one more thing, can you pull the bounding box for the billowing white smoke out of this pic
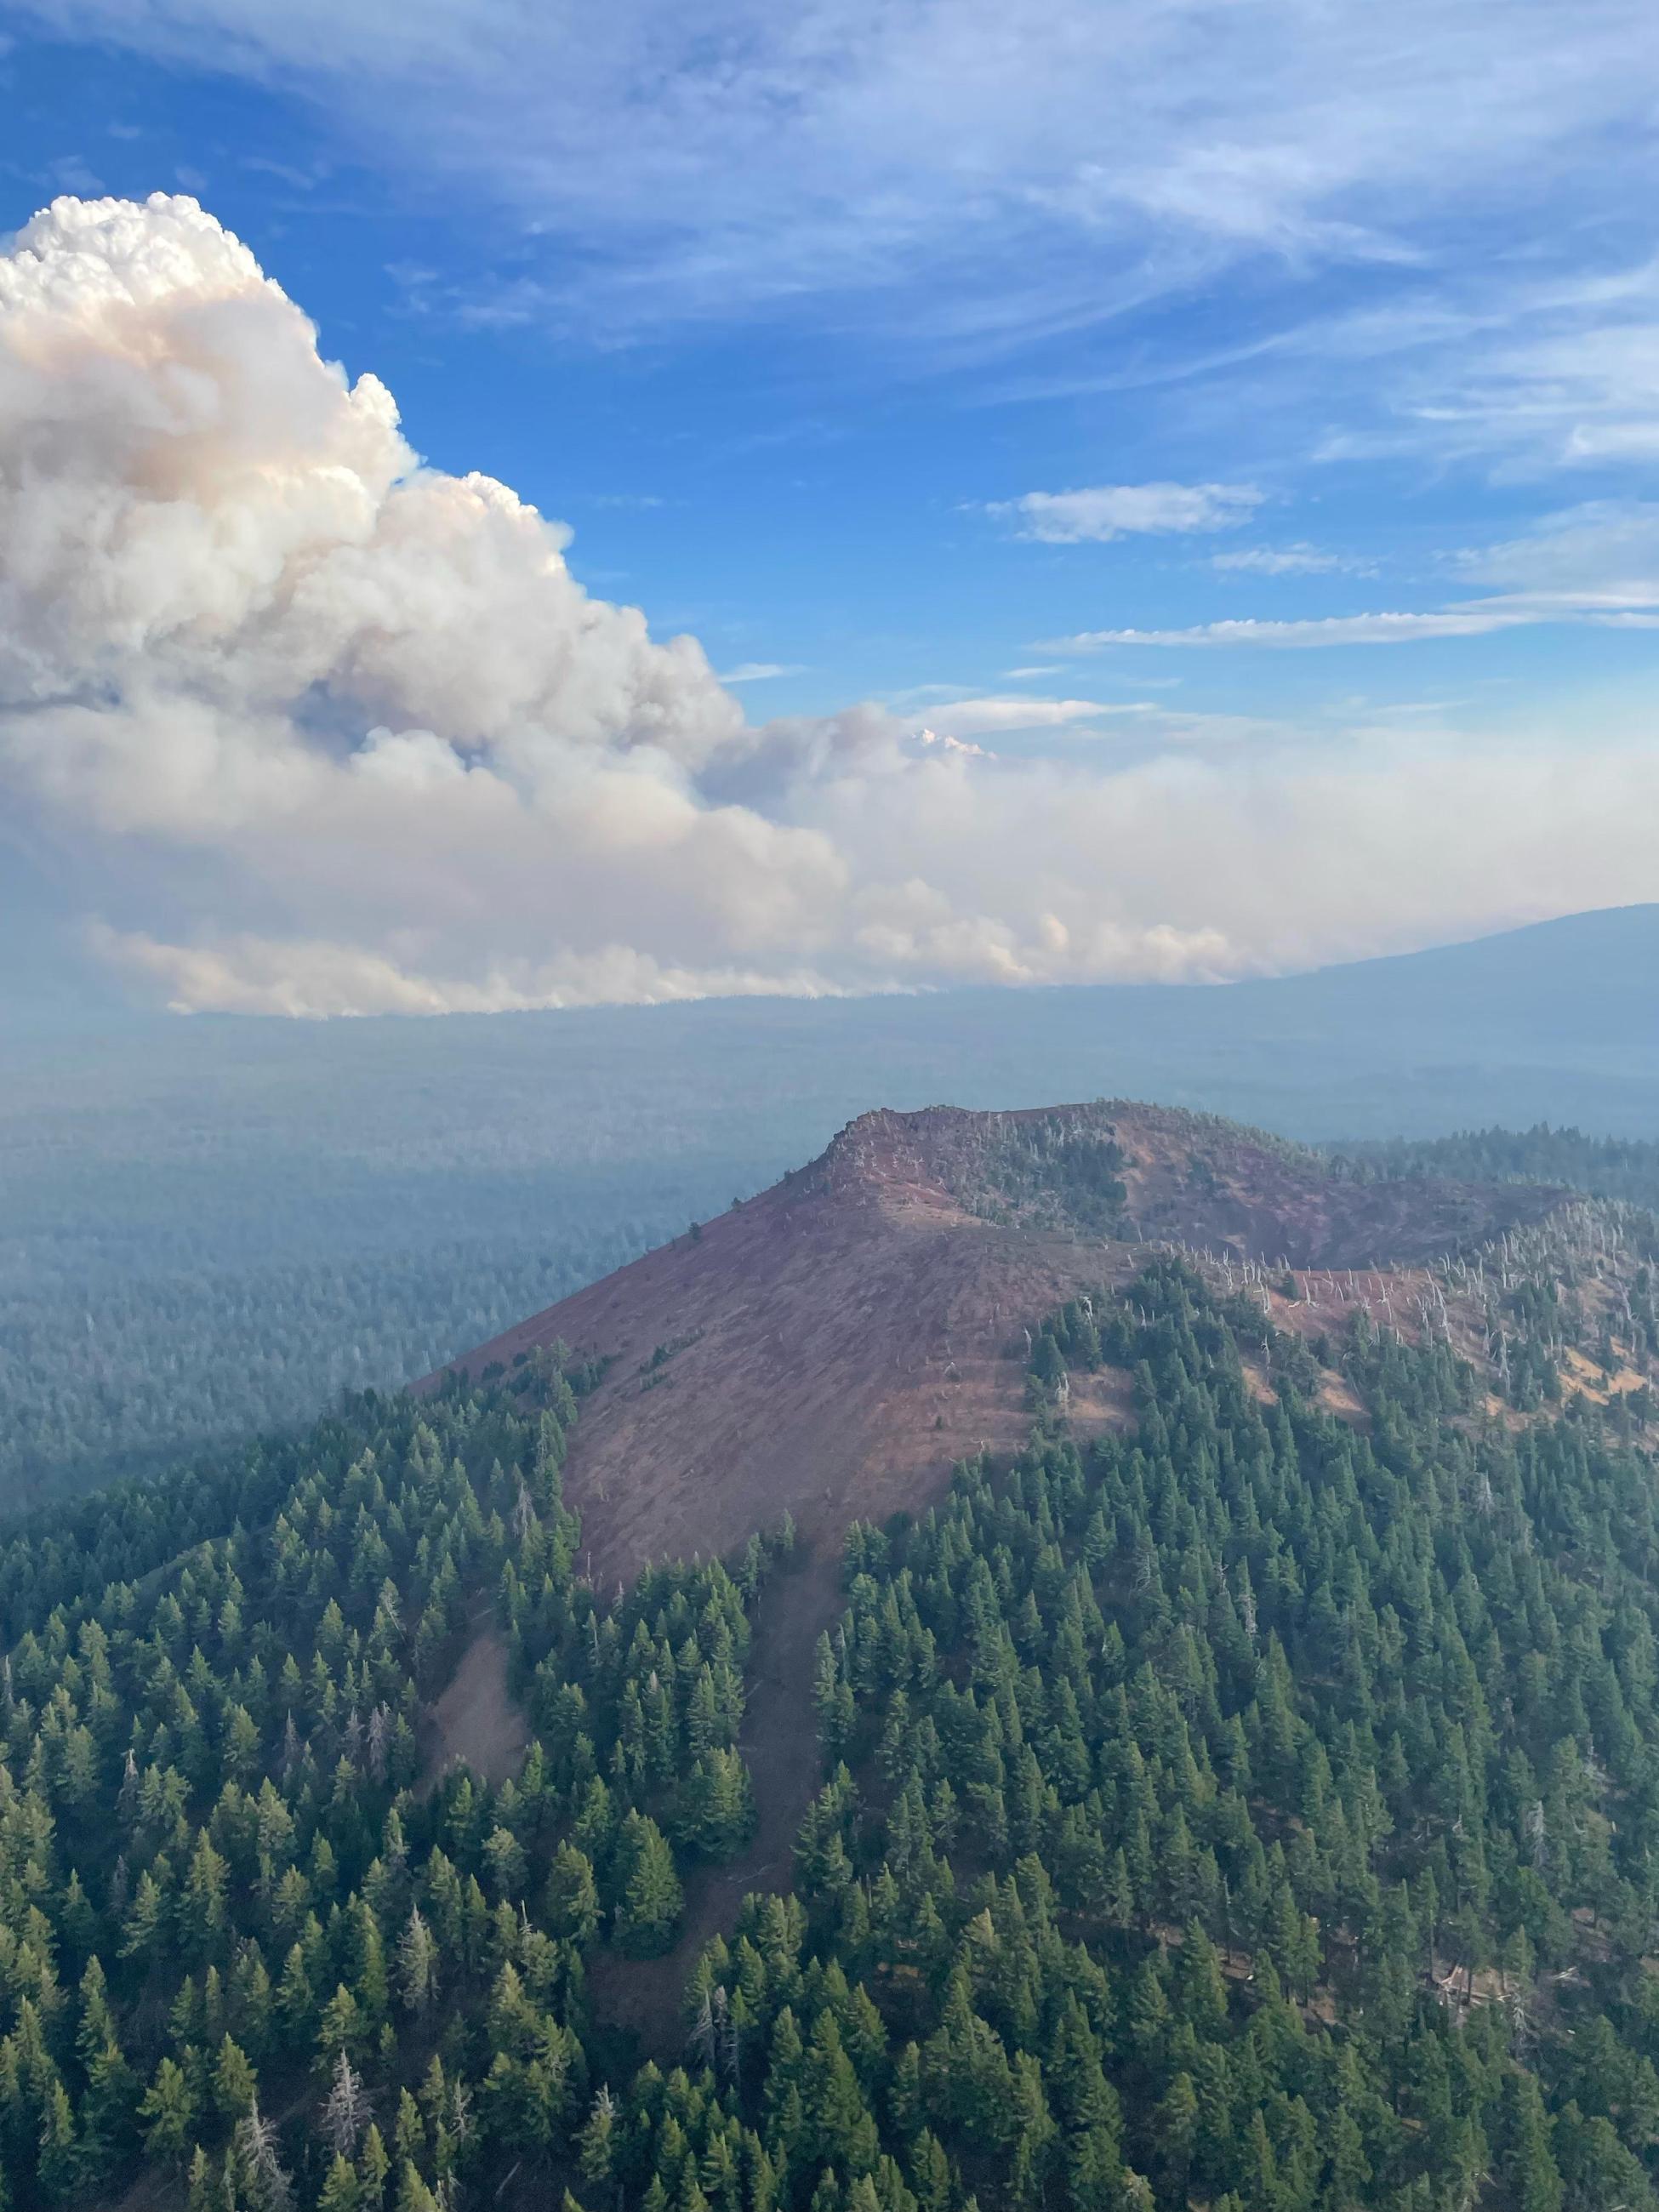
[0,195,857,1009]
[2,196,1654,1014]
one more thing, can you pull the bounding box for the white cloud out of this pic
[1044,507,1659,658]
[718,661,807,684]
[915,727,992,761]
[990,481,1262,544]
[899,696,1138,735]
[6,196,1659,1018]
[1061,609,1541,648]
[1060,508,1659,656]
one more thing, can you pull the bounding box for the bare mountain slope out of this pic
[442,1102,1569,1582]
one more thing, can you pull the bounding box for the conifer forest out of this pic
[3,1240,1659,2212]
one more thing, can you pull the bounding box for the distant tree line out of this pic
[1327,1126,1659,1212]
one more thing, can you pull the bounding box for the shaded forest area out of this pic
[0,1014,783,1508]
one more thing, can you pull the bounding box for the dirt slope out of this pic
[440,1102,1566,1583]
[432,1098,1609,2019]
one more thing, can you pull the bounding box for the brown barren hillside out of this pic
[438,1102,1569,1583]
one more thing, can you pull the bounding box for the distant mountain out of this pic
[1196,902,1659,1117]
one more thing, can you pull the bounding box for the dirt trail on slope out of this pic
[588,1543,846,2055]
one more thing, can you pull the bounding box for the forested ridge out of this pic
[1,1254,1658,2212]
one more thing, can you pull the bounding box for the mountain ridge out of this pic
[440,1099,1591,1585]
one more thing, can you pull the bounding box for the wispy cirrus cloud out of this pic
[14,0,1659,370]
[1453,499,1659,606]
[1057,549,1659,647]
[1287,259,1659,475]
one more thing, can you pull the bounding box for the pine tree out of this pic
[579,2085,619,2186]
[358,2122,391,2203]
[546,1843,601,1946]
[139,2056,197,2169]
[186,2145,215,2212]
[1008,2052,1058,2210]
[616,1813,684,1958]
[1502,2071,1565,2212]
[213,2033,258,2121]
[318,2154,362,2212]
[1153,2072,1198,2201]
[396,1909,441,2017]
[318,1983,365,2066]
[36,2078,79,2203]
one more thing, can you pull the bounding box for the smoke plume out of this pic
[3,196,1653,1014]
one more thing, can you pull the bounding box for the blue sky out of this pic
[2,2,1657,1012]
